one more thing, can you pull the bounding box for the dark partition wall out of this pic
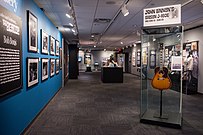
[68,44,78,79]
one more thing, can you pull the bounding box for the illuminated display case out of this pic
[140,26,183,128]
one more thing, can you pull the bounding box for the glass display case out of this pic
[140,26,183,128]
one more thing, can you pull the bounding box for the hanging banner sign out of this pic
[143,4,181,27]
[0,5,22,97]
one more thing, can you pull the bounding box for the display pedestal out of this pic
[140,110,182,129]
[86,67,92,72]
[101,67,123,83]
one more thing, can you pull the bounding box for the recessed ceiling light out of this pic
[120,42,123,44]
[94,45,96,48]
[104,49,106,51]
[91,35,94,38]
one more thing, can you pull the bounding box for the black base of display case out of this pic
[140,110,182,129]
[85,67,92,72]
[101,67,123,83]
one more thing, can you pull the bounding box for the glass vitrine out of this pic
[140,26,183,128]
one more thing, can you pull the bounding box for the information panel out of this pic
[143,4,181,27]
[0,5,22,97]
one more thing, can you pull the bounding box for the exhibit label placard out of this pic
[0,5,22,96]
[143,4,181,27]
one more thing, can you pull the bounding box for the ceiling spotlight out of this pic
[66,13,71,18]
[153,38,156,41]
[71,29,76,33]
[120,42,123,44]
[69,23,73,27]
[104,49,106,51]
[91,35,94,38]
[94,45,96,48]
[121,4,129,17]
[133,43,136,47]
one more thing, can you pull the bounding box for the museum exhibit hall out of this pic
[1,0,203,135]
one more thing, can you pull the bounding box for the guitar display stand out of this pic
[153,90,168,119]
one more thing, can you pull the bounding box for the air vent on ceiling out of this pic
[106,1,116,5]
[91,33,100,36]
[94,18,111,23]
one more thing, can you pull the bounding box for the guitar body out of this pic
[151,67,172,90]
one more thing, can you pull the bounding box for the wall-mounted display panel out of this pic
[132,51,136,66]
[56,58,59,74]
[41,29,48,54]
[41,58,48,81]
[137,51,141,67]
[0,5,22,97]
[50,36,55,55]
[27,10,38,52]
[27,58,39,87]
[84,53,91,66]
[50,58,55,77]
[150,50,156,69]
[55,40,59,56]
[60,48,62,69]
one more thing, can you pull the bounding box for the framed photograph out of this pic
[27,11,38,52]
[142,47,147,65]
[60,48,62,69]
[50,58,55,77]
[41,58,49,81]
[27,58,39,87]
[150,50,156,69]
[50,36,55,55]
[137,51,141,67]
[56,59,59,74]
[41,29,49,54]
[56,40,59,56]
[171,56,182,71]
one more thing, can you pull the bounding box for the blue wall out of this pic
[0,0,62,134]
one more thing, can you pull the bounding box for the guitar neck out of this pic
[159,46,164,68]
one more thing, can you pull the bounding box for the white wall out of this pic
[130,44,141,76]
[184,26,203,94]
[78,50,115,71]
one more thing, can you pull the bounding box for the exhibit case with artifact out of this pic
[140,26,183,128]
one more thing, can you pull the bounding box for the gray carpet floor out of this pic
[25,72,203,135]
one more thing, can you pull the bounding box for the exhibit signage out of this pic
[143,4,181,27]
[0,5,22,96]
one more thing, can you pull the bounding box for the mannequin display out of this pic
[184,52,193,83]
[108,58,118,67]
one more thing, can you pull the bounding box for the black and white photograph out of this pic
[60,48,62,69]
[56,40,59,56]
[41,58,49,81]
[56,59,59,74]
[50,58,55,77]
[27,58,39,87]
[50,36,55,55]
[28,11,38,52]
[41,29,49,54]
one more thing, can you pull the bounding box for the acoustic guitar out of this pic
[151,43,172,90]
[151,66,172,90]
